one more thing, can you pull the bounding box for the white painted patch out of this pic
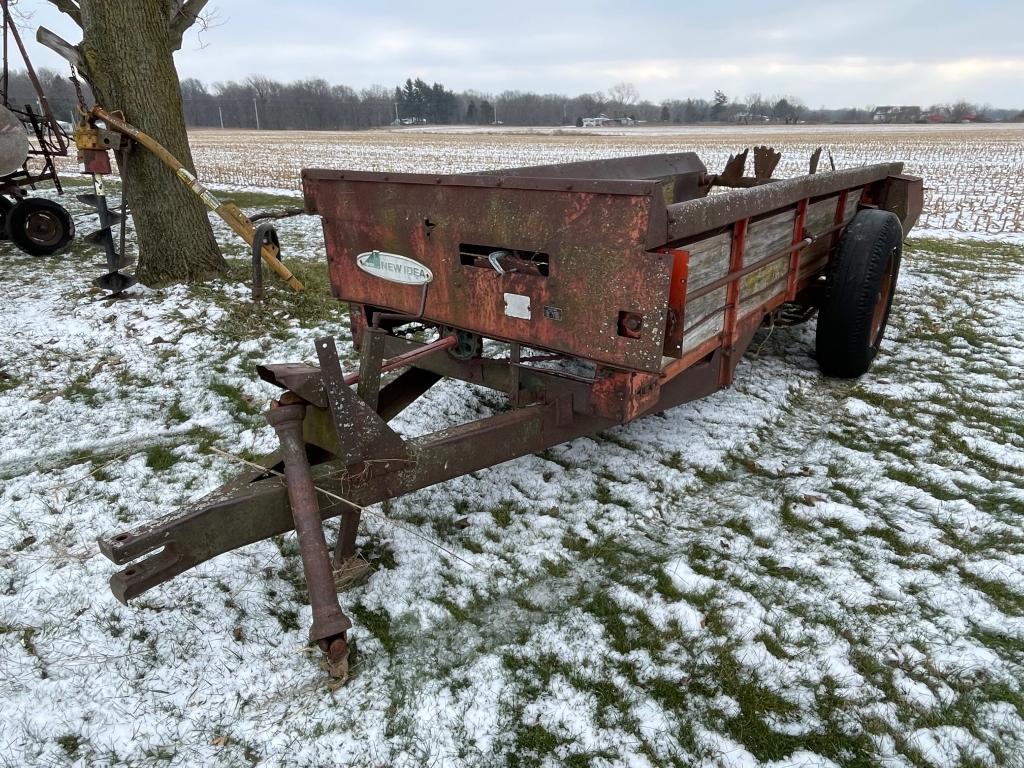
[503,292,531,320]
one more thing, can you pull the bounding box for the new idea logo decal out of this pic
[356,250,434,285]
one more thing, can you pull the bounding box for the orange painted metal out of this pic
[660,335,723,380]
[831,189,851,253]
[591,369,662,422]
[718,217,748,387]
[663,248,690,357]
[786,199,809,300]
[304,169,674,373]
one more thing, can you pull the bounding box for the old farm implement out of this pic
[71,105,304,294]
[0,0,75,256]
[99,149,922,677]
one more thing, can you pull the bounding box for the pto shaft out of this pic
[265,398,351,677]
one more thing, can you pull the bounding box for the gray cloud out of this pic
[24,0,1024,106]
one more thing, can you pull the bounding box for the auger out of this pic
[75,134,135,293]
[71,105,303,296]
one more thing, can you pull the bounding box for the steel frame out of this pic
[0,0,68,200]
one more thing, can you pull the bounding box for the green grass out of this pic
[959,569,1024,616]
[56,734,82,757]
[60,372,101,405]
[906,236,1024,263]
[185,258,346,346]
[490,500,516,528]
[348,604,397,653]
[208,380,262,419]
[0,369,19,394]
[166,398,189,424]
[144,445,178,471]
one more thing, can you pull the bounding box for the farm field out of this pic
[189,122,1023,238]
[3,127,1023,767]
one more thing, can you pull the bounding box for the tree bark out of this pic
[78,0,225,284]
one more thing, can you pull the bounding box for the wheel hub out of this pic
[24,211,62,247]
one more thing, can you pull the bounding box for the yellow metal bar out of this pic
[89,106,303,292]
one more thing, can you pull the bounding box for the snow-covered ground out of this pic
[2,134,1023,767]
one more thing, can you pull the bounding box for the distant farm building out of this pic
[735,113,771,124]
[581,114,635,127]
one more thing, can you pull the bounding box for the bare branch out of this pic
[169,0,210,50]
[44,0,82,28]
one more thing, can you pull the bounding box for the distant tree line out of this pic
[3,69,1022,130]
[2,68,89,125]
[178,78,1024,129]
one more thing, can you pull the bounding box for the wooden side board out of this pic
[677,188,865,356]
[680,232,730,351]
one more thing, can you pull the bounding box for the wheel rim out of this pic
[23,210,64,247]
[870,249,897,346]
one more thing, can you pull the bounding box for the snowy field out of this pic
[185,122,1023,238]
[3,127,1023,767]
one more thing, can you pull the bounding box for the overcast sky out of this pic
[22,0,1024,108]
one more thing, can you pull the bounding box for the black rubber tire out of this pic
[815,209,903,378]
[5,197,75,256]
[0,196,13,239]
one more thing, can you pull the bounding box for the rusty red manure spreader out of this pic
[100,148,923,678]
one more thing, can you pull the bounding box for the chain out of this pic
[69,65,87,114]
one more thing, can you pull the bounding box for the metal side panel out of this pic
[303,170,673,373]
[472,152,706,181]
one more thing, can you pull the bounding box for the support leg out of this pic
[334,508,362,567]
[266,396,352,680]
[356,327,387,410]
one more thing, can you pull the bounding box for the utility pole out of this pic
[253,98,260,130]
[218,105,224,129]
[394,102,399,122]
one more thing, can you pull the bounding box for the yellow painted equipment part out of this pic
[82,106,303,292]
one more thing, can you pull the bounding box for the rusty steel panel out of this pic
[477,152,707,206]
[665,163,903,242]
[880,174,924,233]
[479,152,705,181]
[304,170,674,373]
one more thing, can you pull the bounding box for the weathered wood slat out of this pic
[677,185,870,353]
[681,286,726,351]
[679,231,731,353]
[735,210,796,316]
[798,189,863,274]
[685,231,731,292]
[744,210,796,266]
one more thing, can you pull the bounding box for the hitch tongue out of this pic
[265,394,352,680]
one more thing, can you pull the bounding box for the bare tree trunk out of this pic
[78,0,224,284]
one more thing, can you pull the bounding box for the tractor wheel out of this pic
[5,197,75,256]
[815,209,903,378]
